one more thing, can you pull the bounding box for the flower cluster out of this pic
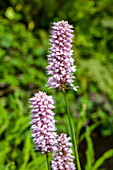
[29,91,57,154]
[46,20,77,91]
[29,20,77,169]
[51,133,76,170]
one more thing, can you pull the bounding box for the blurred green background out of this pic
[0,0,113,169]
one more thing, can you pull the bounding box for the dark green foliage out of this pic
[0,0,113,169]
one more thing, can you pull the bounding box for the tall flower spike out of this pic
[46,20,78,91]
[51,133,76,170]
[29,91,57,154]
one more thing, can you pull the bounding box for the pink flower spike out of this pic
[46,20,78,91]
[51,133,76,170]
[29,91,57,154]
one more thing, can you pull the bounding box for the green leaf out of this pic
[92,149,113,170]
[85,126,95,170]
[5,7,15,20]
[79,121,100,144]
[20,134,31,169]
[76,103,86,143]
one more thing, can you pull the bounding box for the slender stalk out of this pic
[63,89,81,170]
[46,153,50,170]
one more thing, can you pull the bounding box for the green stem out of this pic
[46,154,50,170]
[63,89,81,170]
